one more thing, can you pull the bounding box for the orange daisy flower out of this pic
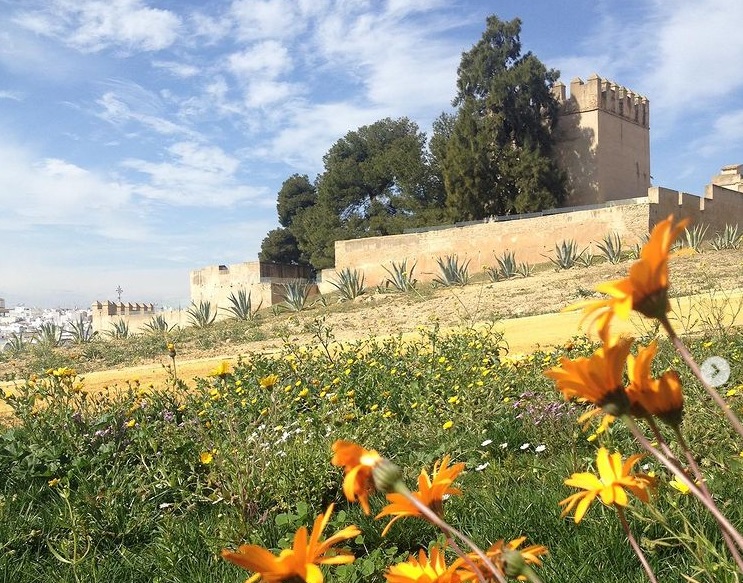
[626,341,684,426]
[376,455,464,536]
[462,537,547,582]
[385,545,466,583]
[544,336,633,417]
[567,215,689,338]
[221,503,360,583]
[331,440,383,514]
[559,447,655,523]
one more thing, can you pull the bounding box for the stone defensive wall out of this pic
[189,261,318,314]
[649,164,743,227]
[553,74,649,127]
[323,168,743,291]
[90,301,188,335]
[320,199,650,292]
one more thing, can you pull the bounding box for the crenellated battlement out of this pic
[553,73,649,128]
[91,301,155,317]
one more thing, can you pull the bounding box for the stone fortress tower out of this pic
[552,74,651,207]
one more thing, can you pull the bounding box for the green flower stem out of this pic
[671,424,743,572]
[647,416,743,569]
[617,506,658,583]
[445,536,487,583]
[391,480,507,583]
[660,316,743,441]
[622,415,743,551]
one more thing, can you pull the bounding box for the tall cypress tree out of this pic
[442,15,565,219]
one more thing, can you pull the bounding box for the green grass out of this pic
[1,325,742,582]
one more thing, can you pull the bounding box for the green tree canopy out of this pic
[258,227,306,265]
[440,15,566,220]
[277,174,317,228]
[259,174,317,265]
[293,117,442,269]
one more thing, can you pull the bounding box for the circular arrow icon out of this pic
[700,356,731,388]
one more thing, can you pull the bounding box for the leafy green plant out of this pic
[224,289,262,321]
[576,246,594,268]
[141,314,178,334]
[35,322,64,347]
[496,250,518,279]
[433,255,470,286]
[67,315,97,344]
[682,223,708,252]
[106,318,130,339]
[710,224,741,250]
[187,301,218,328]
[4,332,27,356]
[382,260,417,292]
[330,268,365,301]
[280,281,312,312]
[516,261,534,278]
[596,233,623,264]
[546,239,583,270]
[628,234,649,260]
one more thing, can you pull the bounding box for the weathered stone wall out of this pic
[649,185,743,233]
[332,199,651,289]
[189,261,314,311]
[91,302,190,334]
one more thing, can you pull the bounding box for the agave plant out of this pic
[711,224,741,250]
[433,255,470,287]
[576,246,594,268]
[682,223,709,252]
[67,314,97,344]
[142,314,178,334]
[516,261,534,278]
[224,289,262,321]
[4,332,27,355]
[106,319,130,339]
[382,259,417,292]
[496,250,519,279]
[279,281,312,312]
[547,239,583,270]
[596,233,623,264]
[187,300,217,328]
[628,234,650,260]
[35,322,64,347]
[330,268,365,300]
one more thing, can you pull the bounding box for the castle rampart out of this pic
[320,165,743,292]
[649,164,743,227]
[553,74,651,207]
[553,74,649,128]
[189,261,317,313]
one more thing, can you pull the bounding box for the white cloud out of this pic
[188,10,232,44]
[692,109,743,158]
[0,90,23,101]
[121,141,269,206]
[152,60,201,78]
[310,5,466,114]
[14,0,181,53]
[639,0,743,114]
[94,79,201,138]
[227,41,292,79]
[0,141,137,235]
[230,0,301,41]
[265,101,389,170]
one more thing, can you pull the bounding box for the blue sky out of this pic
[1,0,741,308]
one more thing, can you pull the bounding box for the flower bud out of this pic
[372,457,402,493]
